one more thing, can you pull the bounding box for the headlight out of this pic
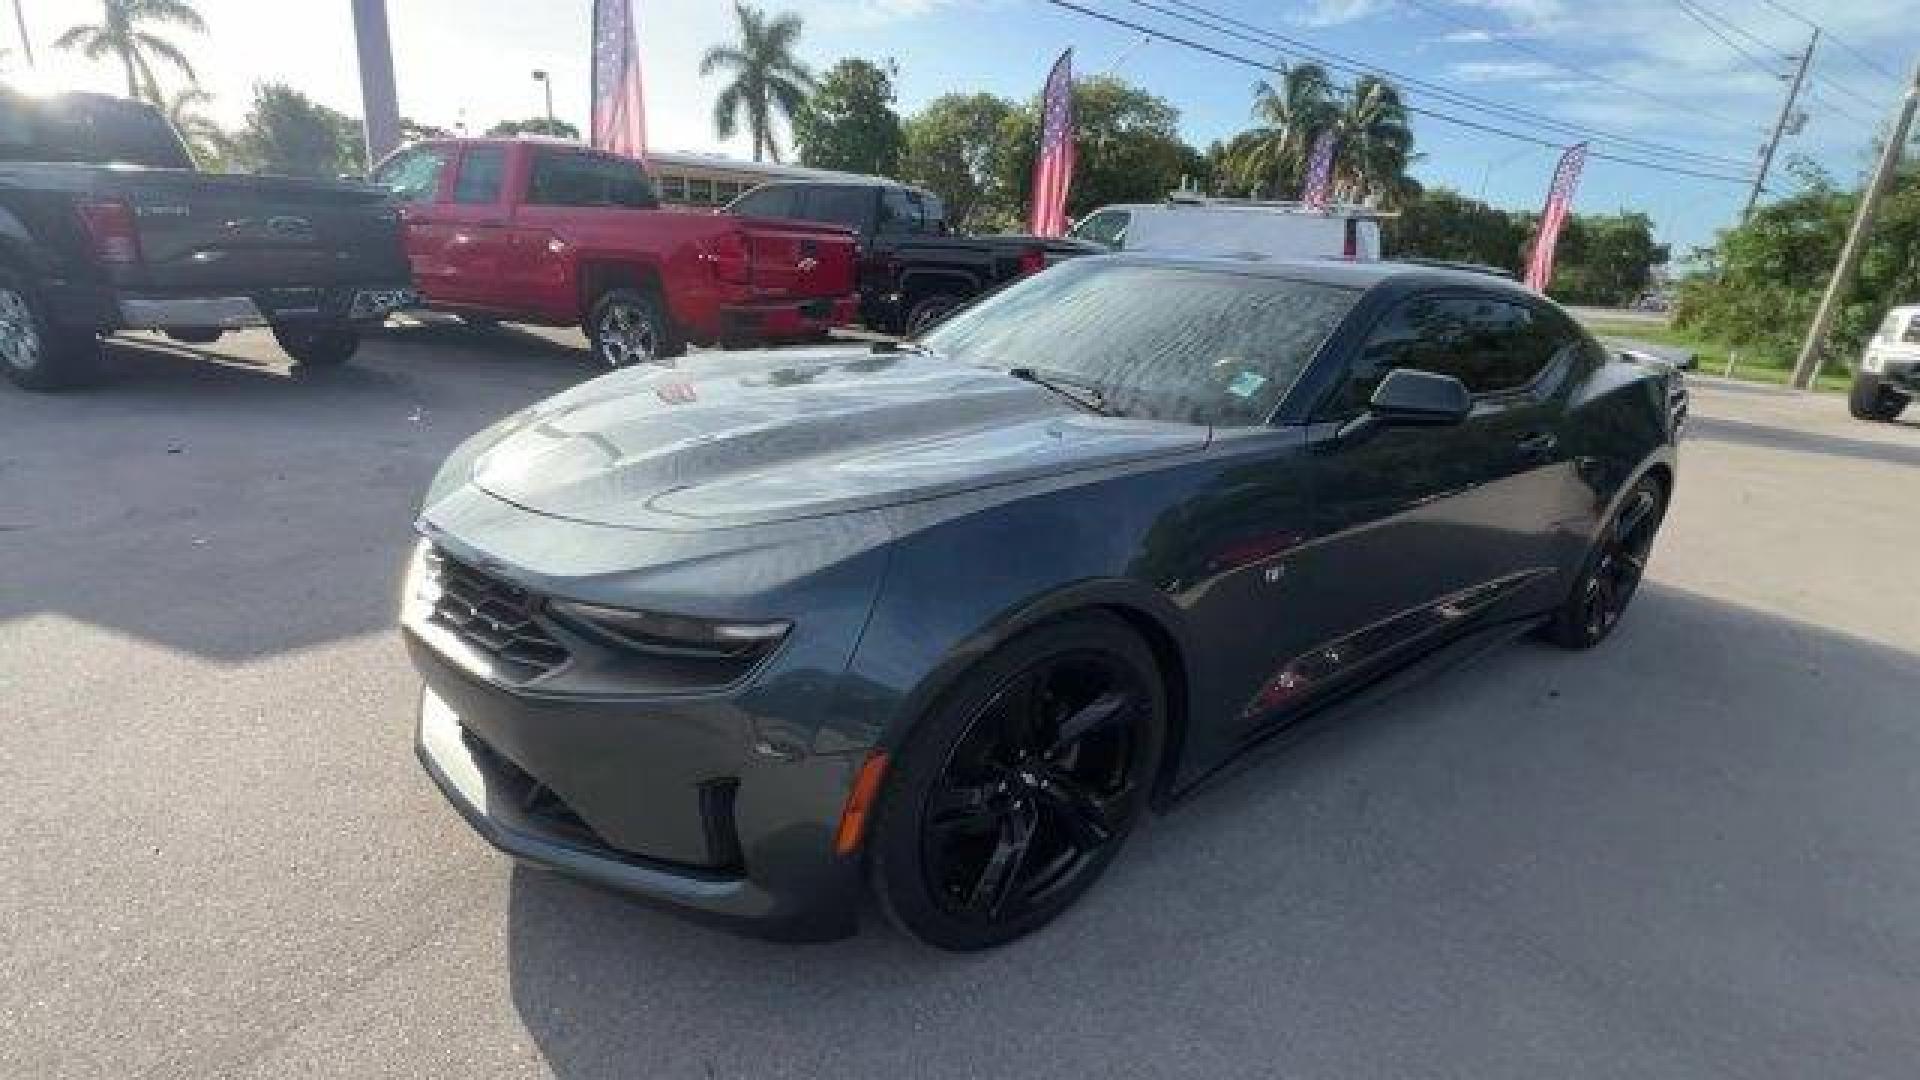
[1863,349,1885,373]
[547,599,789,661]
[400,536,441,626]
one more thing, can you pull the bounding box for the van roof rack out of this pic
[1163,191,1399,218]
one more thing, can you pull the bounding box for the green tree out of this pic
[902,92,1015,229]
[54,0,205,103]
[160,84,227,168]
[232,82,362,178]
[485,116,580,139]
[1673,173,1920,365]
[1386,187,1529,272]
[700,2,815,163]
[1546,211,1662,306]
[1225,63,1336,198]
[998,76,1193,225]
[793,57,904,176]
[1331,74,1416,208]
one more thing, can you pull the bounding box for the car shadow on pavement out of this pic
[502,582,1920,1080]
[0,332,583,663]
[1689,413,1920,467]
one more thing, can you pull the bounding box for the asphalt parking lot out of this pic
[4,326,1918,1079]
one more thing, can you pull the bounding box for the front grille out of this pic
[425,548,570,682]
[460,727,606,849]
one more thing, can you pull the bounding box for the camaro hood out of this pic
[465,347,1208,530]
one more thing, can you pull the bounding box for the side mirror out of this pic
[1617,345,1697,372]
[1369,368,1472,426]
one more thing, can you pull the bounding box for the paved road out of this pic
[4,332,1917,1079]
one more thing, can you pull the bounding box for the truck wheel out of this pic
[273,322,360,367]
[904,293,964,337]
[0,268,97,392]
[1848,372,1910,422]
[588,288,681,368]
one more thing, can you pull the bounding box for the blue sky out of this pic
[19,0,1915,256]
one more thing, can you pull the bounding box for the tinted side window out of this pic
[527,151,658,207]
[1335,293,1562,414]
[879,187,928,234]
[1073,210,1131,250]
[799,186,871,230]
[731,185,797,218]
[451,146,506,204]
[375,147,450,203]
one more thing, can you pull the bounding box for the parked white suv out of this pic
[1070,194,1385,262]
[1852,305,1918,422]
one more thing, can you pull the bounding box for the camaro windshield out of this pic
[921,260,1358,426]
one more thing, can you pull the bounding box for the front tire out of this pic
[867,614,1166,950]
[1544,476,1667,649]
[1849,371,1910,422]
[272,322,360,367]
[0,267,97,391]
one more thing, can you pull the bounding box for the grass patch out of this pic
[1578,318,1852,393]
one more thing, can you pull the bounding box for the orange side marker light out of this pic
[833,751,891,856]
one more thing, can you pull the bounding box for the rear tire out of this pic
[1543,476,1667,650]
[0,267,97,391]
[272,322,360,367]
[1848,372,1909,422]
[868,613,1165,950]
[587,288,682,369]
[903,293,964,337]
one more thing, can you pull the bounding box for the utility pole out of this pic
[532,70,556,135]
[11,0,32,67]
[1791,58,1920,390]
[351,0,403,169]
[1743,28,1817,221]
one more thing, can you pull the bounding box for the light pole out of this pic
[11,0,33,67]
[532,70,556,136]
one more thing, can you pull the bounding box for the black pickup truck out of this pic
[725,177,1097,335]
[0,90,415,390]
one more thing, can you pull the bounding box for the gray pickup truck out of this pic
[0,90,415,390]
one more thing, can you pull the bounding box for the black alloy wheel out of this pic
[870,615,1164,950]
[1546,477,1666,649]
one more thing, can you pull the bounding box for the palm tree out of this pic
[700,3,815,162]
[162,85,227,167]
[1227,62,1336,198]
[1330,75,1415,208]
[54,0,206,104]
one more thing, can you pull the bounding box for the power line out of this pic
[1672,0,1787,80]
[1684,0,1794,60]
[1803,88,1880,134]
[1135,0,1760,172]
[1752,0,1903,86]
[1037,0,1761,186]
[1391,0,1758,135]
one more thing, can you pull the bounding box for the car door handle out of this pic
[1515,431,1558,458]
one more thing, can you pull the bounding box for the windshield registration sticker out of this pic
[1227,370,1268,399]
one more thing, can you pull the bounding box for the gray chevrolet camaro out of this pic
[402,254,1681,950]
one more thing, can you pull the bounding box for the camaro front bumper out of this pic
[406,632,868,941]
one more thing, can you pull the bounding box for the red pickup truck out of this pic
[374,138,858,366]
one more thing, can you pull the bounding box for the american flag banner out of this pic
[1525,142,1588,292]
[1029,49,1076,237]
[1300,129,1338,210]
[591,0,648,161]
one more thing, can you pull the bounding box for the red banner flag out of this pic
[591,0,648,162]
[1300,129,1339,210]
[1029,49,1076,237]
[1525,142,1587,292]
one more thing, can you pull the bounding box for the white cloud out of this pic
[1293,0,1387,28]
[1450,61,1560,82]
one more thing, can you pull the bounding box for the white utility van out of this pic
[1070,194,1385,261]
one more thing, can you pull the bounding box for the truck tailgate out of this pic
[742,220,856,300]
[109,171,411,291]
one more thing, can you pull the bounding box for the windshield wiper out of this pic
[1008,366,1116,417]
